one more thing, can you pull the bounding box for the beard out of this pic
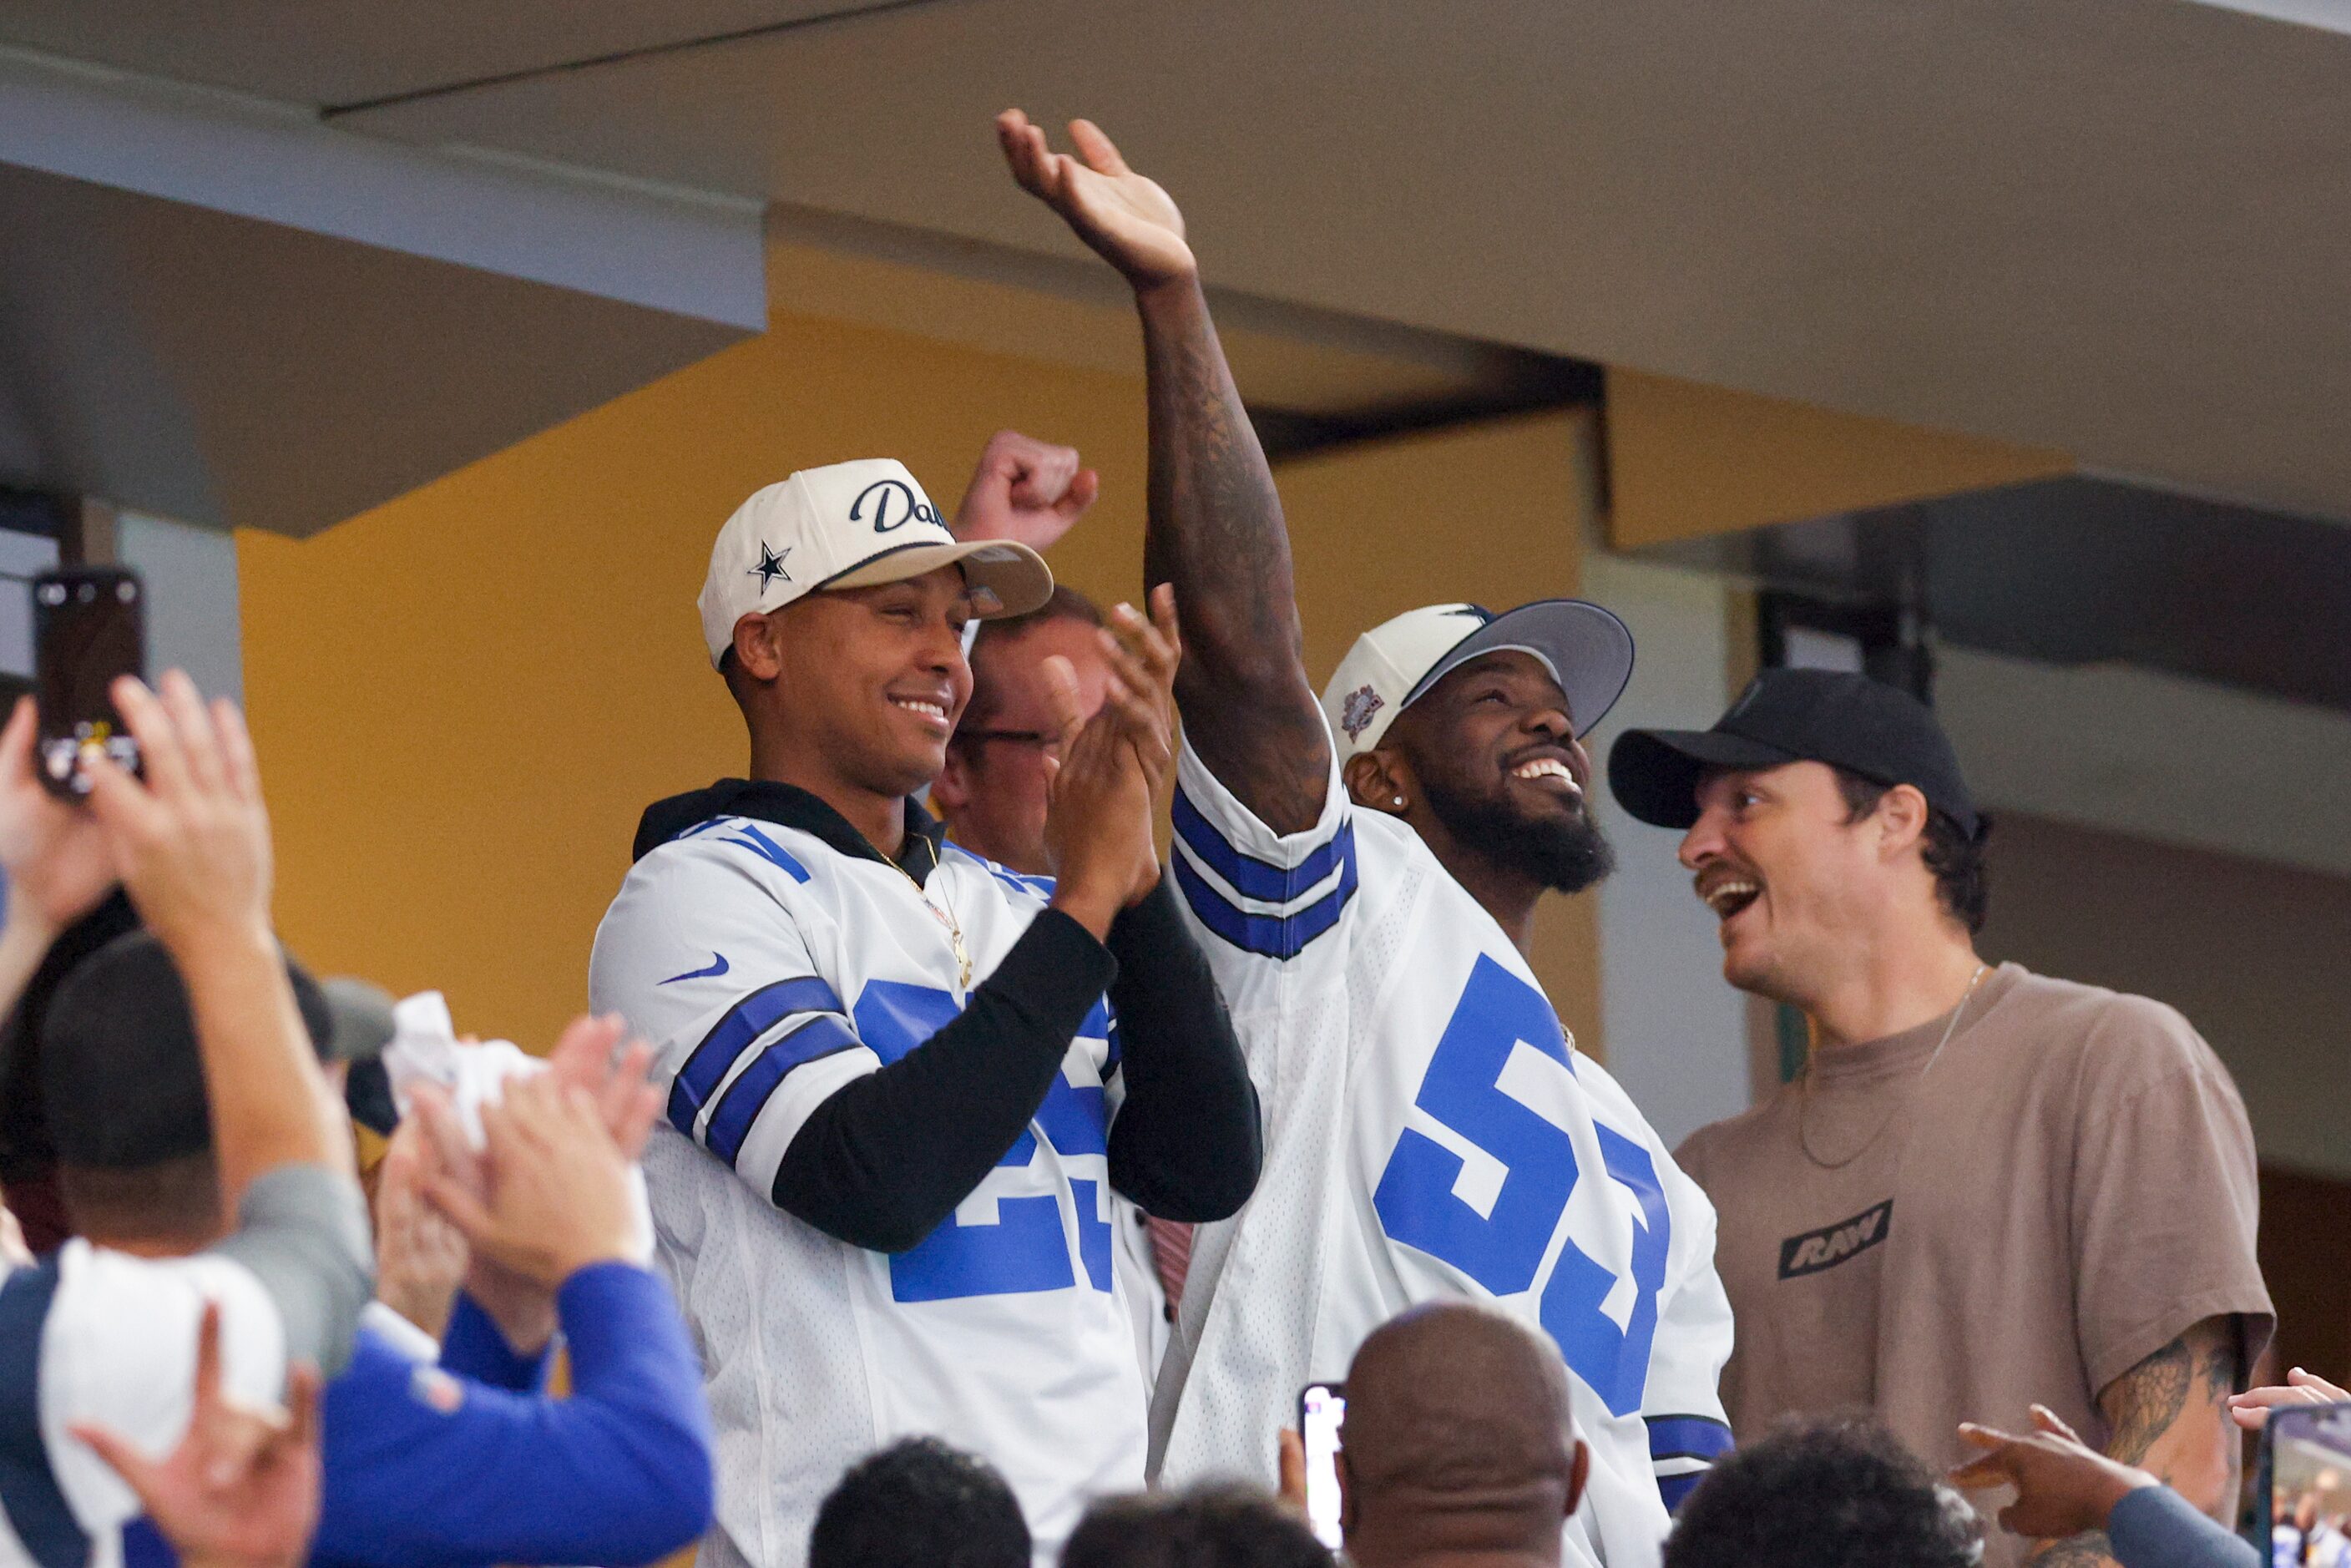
[1422,774,1616,893]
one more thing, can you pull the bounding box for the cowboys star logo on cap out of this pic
[749,544,792,592]
[697,458,1054,668]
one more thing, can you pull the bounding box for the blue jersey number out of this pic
[1371,954,1669,1415]
[852,980,1113,1303]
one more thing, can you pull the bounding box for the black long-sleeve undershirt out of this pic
[1102,878,1260,1222]
[768,881,1260,1253]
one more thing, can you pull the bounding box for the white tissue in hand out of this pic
[380,991,656,1266]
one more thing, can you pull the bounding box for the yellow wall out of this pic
[1272,409,1601,1055]
[237,282,1599,1057]
[1605,367,2072,549]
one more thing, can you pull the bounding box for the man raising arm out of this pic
[1000,112,1732,1568]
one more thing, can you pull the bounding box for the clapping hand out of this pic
[407,1014,656,1350]
[372,1123,469,1340]
[72,1302,323,1568]
[953,430,1100,554]
[997,111,1196,291]
[422,1066,651,1292]
[1041,587,1182,930]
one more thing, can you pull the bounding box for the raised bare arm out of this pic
[996,110,1330,832]
[2027,1315,2243,1568]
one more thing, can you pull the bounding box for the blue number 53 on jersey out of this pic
[854,980,1116,1304]
[1372,954,1670,1416]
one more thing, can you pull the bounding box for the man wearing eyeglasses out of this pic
[932,580,1191,1382]
[934,587,1105,876]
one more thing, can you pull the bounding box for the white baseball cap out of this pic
[699,458,1054,667]
[1319,600,1636,757]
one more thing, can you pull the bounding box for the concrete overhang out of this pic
[0,46,765,535]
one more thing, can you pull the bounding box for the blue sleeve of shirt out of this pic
[435,1292,551,1394]
[2106,1485,2262,1568]
[311,1263,712,1568]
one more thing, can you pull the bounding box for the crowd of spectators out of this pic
[3,621,2335,1568]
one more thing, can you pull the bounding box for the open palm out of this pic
[998,111,1196,287]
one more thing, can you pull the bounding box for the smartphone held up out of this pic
[2264,1400,2351,1565]
[1299,1381,1345,1550]
[33,565,145,799]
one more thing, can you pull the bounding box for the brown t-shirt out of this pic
[1676,964,2273,1567]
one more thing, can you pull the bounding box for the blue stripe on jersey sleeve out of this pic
[703,1015,860,1165]
[1171,826,1358,960]
[666,976,845,1137]
[1170,788,1352,905]
[720,823,811,883]
[1656,1469,1704,1515]
[1646,1414,1734,1463]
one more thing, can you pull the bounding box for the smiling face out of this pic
[1380,650,1613,893]
[1678,760,1898,999]
[739,567,975,802]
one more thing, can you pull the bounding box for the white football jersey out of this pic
[0,1243,286,1568]
[589,802,1145,1568]
[1151,741,1734,1568]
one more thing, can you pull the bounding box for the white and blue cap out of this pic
[700,458,1054,667]
[1319,600,1636,758]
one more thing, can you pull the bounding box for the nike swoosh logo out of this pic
[660,952,730,984]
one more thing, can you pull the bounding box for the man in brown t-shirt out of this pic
[1607,669,2272,1568]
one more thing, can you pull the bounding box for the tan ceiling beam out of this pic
[1604,367,2073,551]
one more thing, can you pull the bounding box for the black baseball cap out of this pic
[40,931,348,1169]
[1607,668,1979,836]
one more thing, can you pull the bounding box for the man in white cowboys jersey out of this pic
[999,112,1734,1568]
[589,457,1258,1568]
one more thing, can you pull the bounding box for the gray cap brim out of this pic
[1403,599,1636,739]
[320,977,397,1065]
[1606,728,1799,830]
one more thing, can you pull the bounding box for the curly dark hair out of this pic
[1061,1486,1333,1568]
[1833,769,1994,934]
[1664,1414,1983,1568]
[809,1438,1029,1568]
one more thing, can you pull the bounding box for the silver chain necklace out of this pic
[1795,964,1989,1171]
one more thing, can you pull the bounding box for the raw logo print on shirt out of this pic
[1777,1200,1893,1279]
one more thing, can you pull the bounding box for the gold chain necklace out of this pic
[1796,964,1988,1171]
[896,861,973,991]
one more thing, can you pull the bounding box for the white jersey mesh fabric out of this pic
[592,821,1146,1568]
[1151,737,1734,1568]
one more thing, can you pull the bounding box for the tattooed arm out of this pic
[997,110,1331,832]
[2030,1315,2245,1568]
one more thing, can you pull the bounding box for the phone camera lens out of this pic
[115,581,135,603]
[75,584,94,603]
[37,584,62,605]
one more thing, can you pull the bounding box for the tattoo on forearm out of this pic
[1139,286,1329,832]
[2106,1336,2195,1464]
[2097,1315,2244,1516]
[2034,1531,2116,1568]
